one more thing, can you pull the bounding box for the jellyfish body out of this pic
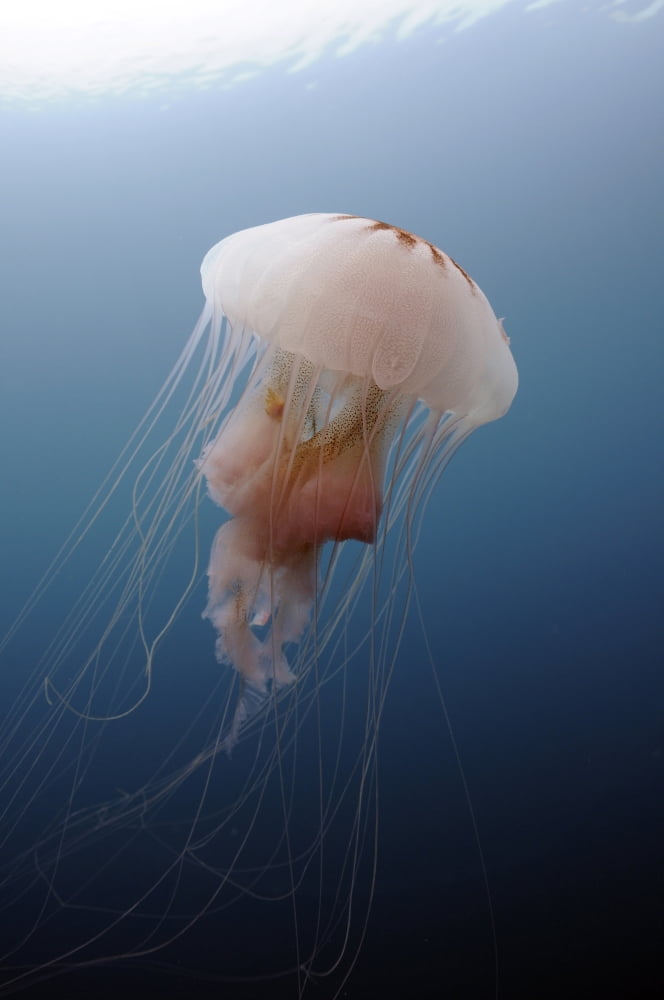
[196,214,517,741]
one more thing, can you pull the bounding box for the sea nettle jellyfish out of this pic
[0,214,517,996]
[197,214,517,746]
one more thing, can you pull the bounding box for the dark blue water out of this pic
[1,5,662,998]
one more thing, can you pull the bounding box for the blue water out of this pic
[1,5,662,998]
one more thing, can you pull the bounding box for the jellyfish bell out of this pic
[196,213,517,742]
[0,213,517,994]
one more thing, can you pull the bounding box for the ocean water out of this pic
[0,3,662,998]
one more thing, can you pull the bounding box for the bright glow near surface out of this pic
[0,0,544,104]
[606,0,664,22]
[1,0,661,105]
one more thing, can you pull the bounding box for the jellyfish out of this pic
[0,213,517,995]
[195,213,517,744]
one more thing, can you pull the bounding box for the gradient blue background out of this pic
[1,3,662,997]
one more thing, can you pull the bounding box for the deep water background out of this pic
[1,4,663,998]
